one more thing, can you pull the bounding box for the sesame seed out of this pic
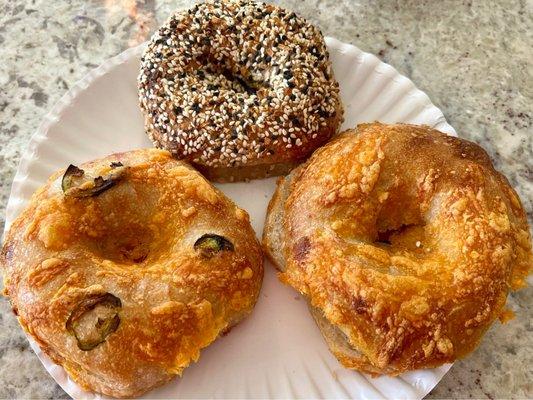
[138,0,341,168]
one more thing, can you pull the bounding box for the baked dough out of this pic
[139,0,342,181]
[1,149,263,397]
[263,123,532,375]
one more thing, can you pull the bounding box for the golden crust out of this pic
[1,149,263,397]
[263,123,532,375]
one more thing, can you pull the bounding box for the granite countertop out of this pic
[0,0,531,398]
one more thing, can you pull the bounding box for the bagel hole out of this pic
[195,58,265,96]
[376,223,419,246]
[375,233,392,246]
[222,71,259,95]
[96,226,153,264]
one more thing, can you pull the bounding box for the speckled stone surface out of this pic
[0,0,531,399]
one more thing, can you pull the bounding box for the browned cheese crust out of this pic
[263,123,532,375]
[138,0,343,182]
[1,149,263,397]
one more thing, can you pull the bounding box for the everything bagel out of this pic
[263,123,532,375]
[139,0,342,181]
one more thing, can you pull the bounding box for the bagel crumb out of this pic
[27,258,69,288]
[181,206,197,218]
[241,267,254,279]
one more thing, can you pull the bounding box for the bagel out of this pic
[1,149,263,397]
[138,0,343,182]
[263,123,532,375]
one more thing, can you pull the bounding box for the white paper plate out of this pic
[4,37,455,399]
